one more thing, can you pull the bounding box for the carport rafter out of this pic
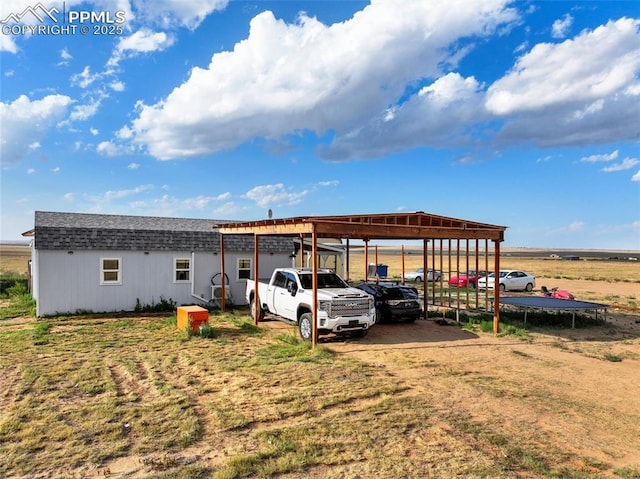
[216,212,507,344]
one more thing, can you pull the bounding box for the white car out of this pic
[403,268,442,282]
[477,270,536,292]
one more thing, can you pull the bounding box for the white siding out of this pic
[35,249,293,316]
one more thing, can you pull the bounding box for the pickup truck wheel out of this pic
[250,298,265,322]
[298,313,313,341]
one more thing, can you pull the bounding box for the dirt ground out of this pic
[59,309,639,478]
[320,309,640,474]
[2,247,639,477]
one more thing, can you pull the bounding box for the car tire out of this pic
[375,308,385,324]
[298,312,313,341]
[468,281,476,289]
[499,283,506,292]
[525,283,533,292]
[415,276,422,283]
[250,297,265,321]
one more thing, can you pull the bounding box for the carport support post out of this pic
[364,239,369,282]
[312,228,319,347]
[253,234,260,326]
[220,232,226,312]
[422,239,428,320]
[345,239,350,282]
[493,240,501,334]
[401,245,405,284]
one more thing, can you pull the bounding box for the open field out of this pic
[0,244,30,276]
[345,247,640,313]
[3,243,639,309]
[1,244,640,478]
[1,311,640,479]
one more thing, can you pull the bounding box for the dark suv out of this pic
[355,282,422,323]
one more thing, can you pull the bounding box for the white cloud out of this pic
[51,167,60,173]
[551,14,573,39]
[116,126,133,139]
[107,28,175,66]
[601,157,640,172]
[0,94,72,163]
[215,192,231,201]
[632,171,640,182]
[110,80,126,92]
[318,73,487,160]
[213,201,247,218]
[487,18,640,115]
[128,0,519,160]
[127,162,140,170]
[0,33,18,53]
[568,221,584,231]
[486,18,640,148]
[96,140,130,156]
[64,192,75,201]
[58,47,73,66]
[130,0,228,29]
[244,184,308,208]
[90,128,99,136]
[127,191,232,217]
[103,184,154,200]
[70,66,101,89]
[317,180,339,187]
[26,168,35,174]
[70,100,101,121]
[28,141,40,150]
[580,150,618,163]
[60,48,72,60]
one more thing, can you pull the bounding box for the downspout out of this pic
[190,251,208,303]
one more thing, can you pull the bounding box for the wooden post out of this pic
[312,227,319,347]
[493,240,501,334]
[253,234,260,326]
[375,244,379,282]
[422,238,428,319]
[345,238,350,282]
[219,232,226,312]
[364,239,369,282]
[401,245,405,284]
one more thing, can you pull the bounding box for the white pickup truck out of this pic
[245,268,376,341]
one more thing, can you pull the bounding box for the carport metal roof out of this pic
[216,212,507,344]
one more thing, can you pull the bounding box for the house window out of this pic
[174,258,191,283]
[101,258,121,285]
[238,258,252,280]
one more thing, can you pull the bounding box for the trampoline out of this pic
[496,296,609,328]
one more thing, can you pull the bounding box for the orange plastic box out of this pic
[177,305,209,333]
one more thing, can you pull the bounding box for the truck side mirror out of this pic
[287,282,297,296]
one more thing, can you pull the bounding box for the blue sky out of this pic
[1,0,639,250]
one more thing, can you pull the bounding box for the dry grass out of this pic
[1,244,640,478]
[1,311,640,478]
[345,247,640,283]
[0,245,30,275]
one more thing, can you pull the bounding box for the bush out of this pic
[0,274,29,297]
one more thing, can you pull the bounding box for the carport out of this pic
[216,212,506,345]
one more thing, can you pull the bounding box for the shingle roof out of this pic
[33,211,294,252]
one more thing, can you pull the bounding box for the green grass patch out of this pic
[0,282,36,320]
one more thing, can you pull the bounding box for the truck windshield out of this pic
[299,272,349,289]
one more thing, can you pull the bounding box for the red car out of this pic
[448,270,487,288]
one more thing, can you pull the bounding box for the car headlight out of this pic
[318,300,331,314]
